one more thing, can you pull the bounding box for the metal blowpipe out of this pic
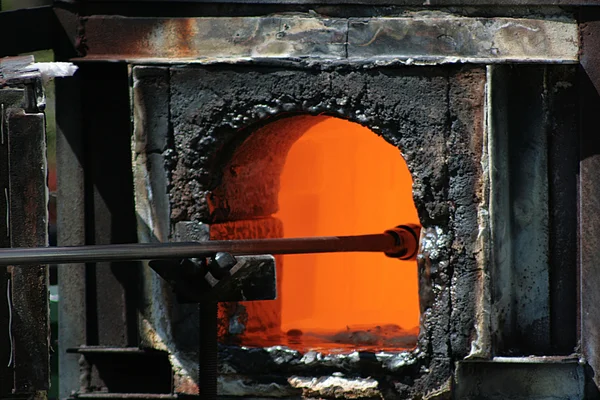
[0,226,420,266]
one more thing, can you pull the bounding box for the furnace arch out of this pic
[210,114,421,352]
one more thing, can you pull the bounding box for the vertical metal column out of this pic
[489,65,551,356]
[81,63,138,347]
[579,9,600,397]
[56,62,140,396]
[546,66,578,355]
[56,71,87,400]
[0,56,50,399]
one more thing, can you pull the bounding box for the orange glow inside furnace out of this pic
[215,115,421,352]
[273,116,420,351]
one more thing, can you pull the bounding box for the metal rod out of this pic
[0,232,400,266]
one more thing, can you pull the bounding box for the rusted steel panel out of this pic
[72,15,577,64]
[6,109,49,392]
[81,16,347,62]
[0,84,28,396]
[347,17,578,64]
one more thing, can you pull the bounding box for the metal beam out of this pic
[59,14,578,64]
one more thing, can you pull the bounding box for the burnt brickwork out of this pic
[156,65,486,397]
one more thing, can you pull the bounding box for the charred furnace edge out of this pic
[133,64,483,398]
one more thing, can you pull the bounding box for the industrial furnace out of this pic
[0,1,597,399]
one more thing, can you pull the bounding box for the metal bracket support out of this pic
[148,253,277,304]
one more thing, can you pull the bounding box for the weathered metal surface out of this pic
[464,65,492,361]
[6,107,49,391]
[579,8,600,397]
[455,359,585,399]
[348,17,578,64]
[55,69,88,400]
[484,63,577,358]
[132,66,170,245]
[447,64,487,363]
[132,67,196,397]
[489,65,552,355]
[546,66,578,354]
[0,56,37,82]
[0,59,51,395]
[0,78,28,396]
[0,57,45,113]
[71,14,577,64]
[81,16,346,62]
[0,262,10,396]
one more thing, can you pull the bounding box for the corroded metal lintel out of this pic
[72,15,578,64]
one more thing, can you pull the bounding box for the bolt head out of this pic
[213,252,237,272]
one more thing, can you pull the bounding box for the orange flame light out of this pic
[218,116,421,352]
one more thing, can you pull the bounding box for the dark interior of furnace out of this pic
[0,0,593,399]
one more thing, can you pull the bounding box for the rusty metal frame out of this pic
[0,5,584,63]
[0,56,50,398]
[58,13,579,65]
